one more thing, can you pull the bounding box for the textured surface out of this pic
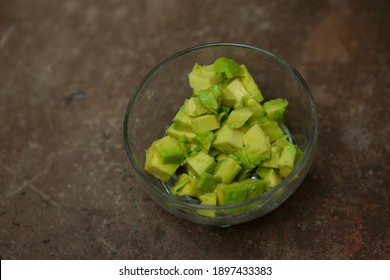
[0,0,389,259]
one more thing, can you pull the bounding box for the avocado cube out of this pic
[263,98,288,121]
[235,168,253,181]
[213,157,242,183]
[196,172,216,192]
[221,79,251,108]
[186,151,216,178]
[192,114,220,134]
[188,63,218,93]
[212,124,245,154]
[193,132,215,153]
[227,107,254,129]
[232,148,256,170]
[240,65,264,102]
[198,192,217,217]
[260,146,283,168]
[184,97,209,117]
[144,145,180,182]
[213,57,242,79]
[197,85,221,114]
[278,141,297,177]
[257,116,285,143]
[263,169,282,190]
[166,123,197,142]
[170,173,200,197]
[245,97,265,119]
[243,124,271,165]
[244,179,266,199]
[154,135,185,164]
[173,107,194,130]
[217,183,248,206]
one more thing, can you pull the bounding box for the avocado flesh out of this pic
[213,157,242,184]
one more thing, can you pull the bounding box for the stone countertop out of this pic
[0,0,389,259]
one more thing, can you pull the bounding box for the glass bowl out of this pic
[123,42,317,227]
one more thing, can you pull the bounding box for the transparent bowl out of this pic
[123,42,317,227]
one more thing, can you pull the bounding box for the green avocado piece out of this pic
[184,97,209,117]
[186,150,216,178]
[213,157,242,183]
[197,85,222,114]
[257,116,286,143]
[221,79,251,108]
[144,145,180,182]
[192,114,220,134]
[170,173,200,197]
[239,65,264,102]
[242,124,271,165]
[166,123,197,142]
[278,141,297,177]
[260,146,283,168]
[217,183,248,206]
[232,148,256,170]
[154,135,185,164]
[173,106,194,130]
[213,57,242,79]
[198,192,217,217]
[212,123,245,154]
[263,98,288,122]
[227,107,254,129]
[196,172,216,192]
[193,132,215,153]
[245,97,265,120]
[188,63,218,94]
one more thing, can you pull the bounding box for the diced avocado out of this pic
[212,123,245,154]
[198,192,217,217]
[221,79,251,108]
[173,106,194,130]
[192,114,220,134]
[184,97,209,117]
[245,179,266,199]
[196,172,216,192]
[257,116,285,142]
[235,168,253,181]
[263,98,288,121]
[154,135,185,164]
[197,85,221,114]
[186,151,216,178]
[144,145,180,182]
[243,124,271,165]
[232,148,256,170]
[260,146,282,168]
[240,65,264,102]
[278,141,297,177]
[217,183,248,206]
[245,97,265,119]
[256,167,281,189]
[188,63,218,93]
[193,132,215,153]
[213,157,242,183]
[170,173,199,197]
[213,57,242,79]
[227,107,254,129]
[166,123,197,142]
[271,137,290,150]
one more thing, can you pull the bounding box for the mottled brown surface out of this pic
[0,0,389,259]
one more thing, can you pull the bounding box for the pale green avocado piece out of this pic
[245,97,265,120]
[263,98,288,121]
[212,123,245,154]
[232,148,256,170]
[144,145,180,182]
[173,106,194,130]
[242,123,271,165]
[186,150,216,178]
[196,172,216,192]
[245,179,266,199]
[197,85,221,114]
[217,183,248,206]
[188,63,218,94]
[192,114,220,134]
[170,173,200,197]
[213,57,242,79]
[256,167,281,189]
[260,146,283,168]
[227,107,254,129]
[184,97,209,117]
[271,137,290,150]
[257,116,285,143]
[198,192,217,217]
[193,132,215,153]
[166,123,197,142]
[235,168,253,181]
[221,79,251,108]
[154,135,185,164]
[278,141,297,177]
[213,157,242,183]
[239,65,264,102]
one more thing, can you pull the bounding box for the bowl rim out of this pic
[123,42,318,211]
